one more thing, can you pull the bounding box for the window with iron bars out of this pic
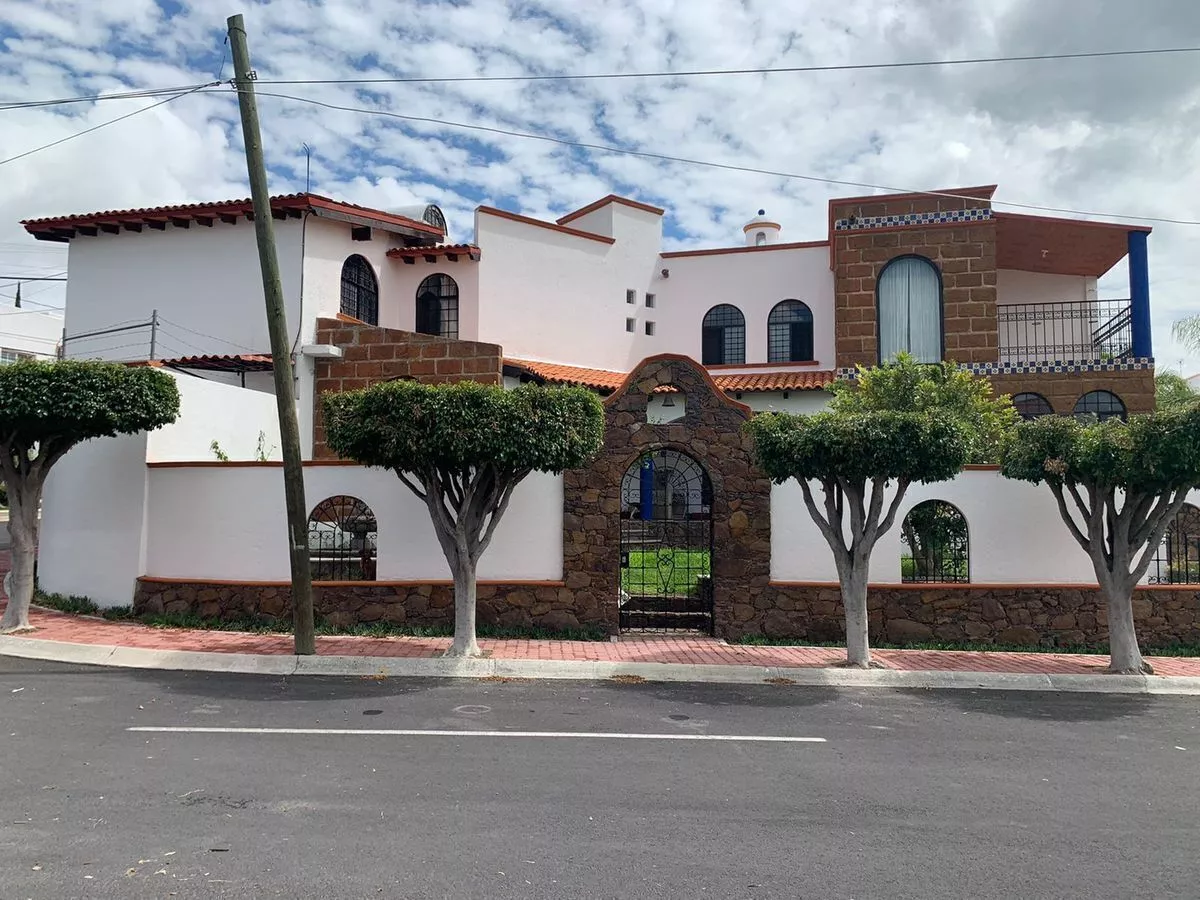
[340,255,379,325]
[701,304,745,365]
[901,499,969,583]
[416,273,460,339]
[1147,503,1200,585]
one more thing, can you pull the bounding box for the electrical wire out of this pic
[156,317,260,353]
[246,88,1200,227]
[256,46,1200,85]
[0,83,217,112]
[0,83,217,167]
[154,326,214,356]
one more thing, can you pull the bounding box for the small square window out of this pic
[645,321,656,336]
[626,289,637,304]
[626,317,636,333]
[645,293,656,308]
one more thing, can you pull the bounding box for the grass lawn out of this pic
[621,548,710,596]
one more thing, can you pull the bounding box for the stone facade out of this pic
[133,579,598,633]
[561,354,773,635]
[732,583,1200,650]
[989,367,1155,417]
[311,317,503,459]
[832,188,998,368]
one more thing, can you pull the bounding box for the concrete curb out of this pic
[5,635,1200,694]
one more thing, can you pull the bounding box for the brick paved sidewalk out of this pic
[4,600,1200,677]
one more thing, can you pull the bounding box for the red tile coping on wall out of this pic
[386,244,481,262]
[770,580,1195,592]
[660,240,828,259]
[476,206,616,244]
[556,194,665,226]
[137,577,566,588]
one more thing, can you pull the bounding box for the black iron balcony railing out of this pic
[997,299,1133,364]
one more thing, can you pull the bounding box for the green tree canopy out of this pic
[324,380,604,656]
[747,409,970,666]
[828,353,1018,464]
[1155,371,1196,412]
[1000,406,1200,672]
[0,361,180,631]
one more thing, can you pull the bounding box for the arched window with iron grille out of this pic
[416,273,459,339]
[307,496,377,582]
[1073,390,1127,422]
[901,499,969,583]
[340,255,378,325]
[1148,503,1200,584]
[1012,392,1054,420]
[701,304,745,365]
[767,300,814,363]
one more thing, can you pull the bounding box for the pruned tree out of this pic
[324,380,604,657]
[1000,407,1200,673]
[745,410,969,667]
[828,352,1018,463]
[0,361,180,632]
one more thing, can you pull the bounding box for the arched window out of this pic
[901,500,969,583]
[877,255,942,364]
[1012,392,1054,420]
[307,495,377,582]
[340,255,378,325]
[701,304,745,365]
[767,300,814,363]
[416,274,459,339]
[1149,503,1200,584]
[1073,390,1126,422]
[755,231,766,247]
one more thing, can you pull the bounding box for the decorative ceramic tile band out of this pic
[834,207,992,232]
[836,358,1154,379]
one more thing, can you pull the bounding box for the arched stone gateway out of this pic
[561,355,772,637]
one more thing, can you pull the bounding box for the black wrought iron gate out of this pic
[618,449,714,634]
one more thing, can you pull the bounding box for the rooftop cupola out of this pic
[743,209,781,246]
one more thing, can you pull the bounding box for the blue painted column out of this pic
[639,458,655,521]
[1128,230,1152,360]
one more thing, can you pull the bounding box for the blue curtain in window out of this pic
[878,256,941,363]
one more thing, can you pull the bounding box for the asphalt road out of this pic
[1,657,1198,900]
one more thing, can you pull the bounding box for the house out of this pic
[21,183,1154,444]
[0,306,62,363]
[20,183,1189,648]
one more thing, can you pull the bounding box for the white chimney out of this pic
[743,209,782,247]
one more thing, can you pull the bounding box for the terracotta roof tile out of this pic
[504,358,836,393]
[131,353,273,372]
[386,243,480,261]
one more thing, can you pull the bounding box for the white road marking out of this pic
[127,726,825,743]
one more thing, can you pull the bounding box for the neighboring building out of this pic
[21,182,1155,454]
[0,306,63,363]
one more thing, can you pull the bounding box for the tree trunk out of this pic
[1105,583,1150,675]
[0,479,40,632]
[445,557,481,658]
[841,568,872,668]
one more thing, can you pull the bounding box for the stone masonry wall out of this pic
[732,583,1200,650]
[134,579,598,633]
[832,190,998,368]
[989,367,1155,416]
[311,317,503,459]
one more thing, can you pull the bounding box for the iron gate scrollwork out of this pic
[307,495,378,582]
[618,449,714,633]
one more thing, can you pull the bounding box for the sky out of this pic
[0,0,1198,370]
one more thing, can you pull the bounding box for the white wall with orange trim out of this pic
[771,468,1197,585]
[145,372,282,463]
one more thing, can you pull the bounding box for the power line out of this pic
[157,316,260,353]
[255,46,1200,86]
[248,88,1200,227]
[0,82,216,112]
[0,83,217,168]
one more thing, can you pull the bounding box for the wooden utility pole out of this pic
[227,13,316,655]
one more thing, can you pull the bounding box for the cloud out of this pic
[0,0,1198,368]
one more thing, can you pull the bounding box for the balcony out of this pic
[997,299,1133,365]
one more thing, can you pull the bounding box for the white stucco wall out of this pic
[996,269,1096,306]
[146,372,282,462]
[62,220,304,361]
[0,309,63,359]
[474,207,664,371]
[143,467,564,582]
[39,432,151,607]
[771,469,1200,585]
[733,389,831,415]
[658,245,834,367]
